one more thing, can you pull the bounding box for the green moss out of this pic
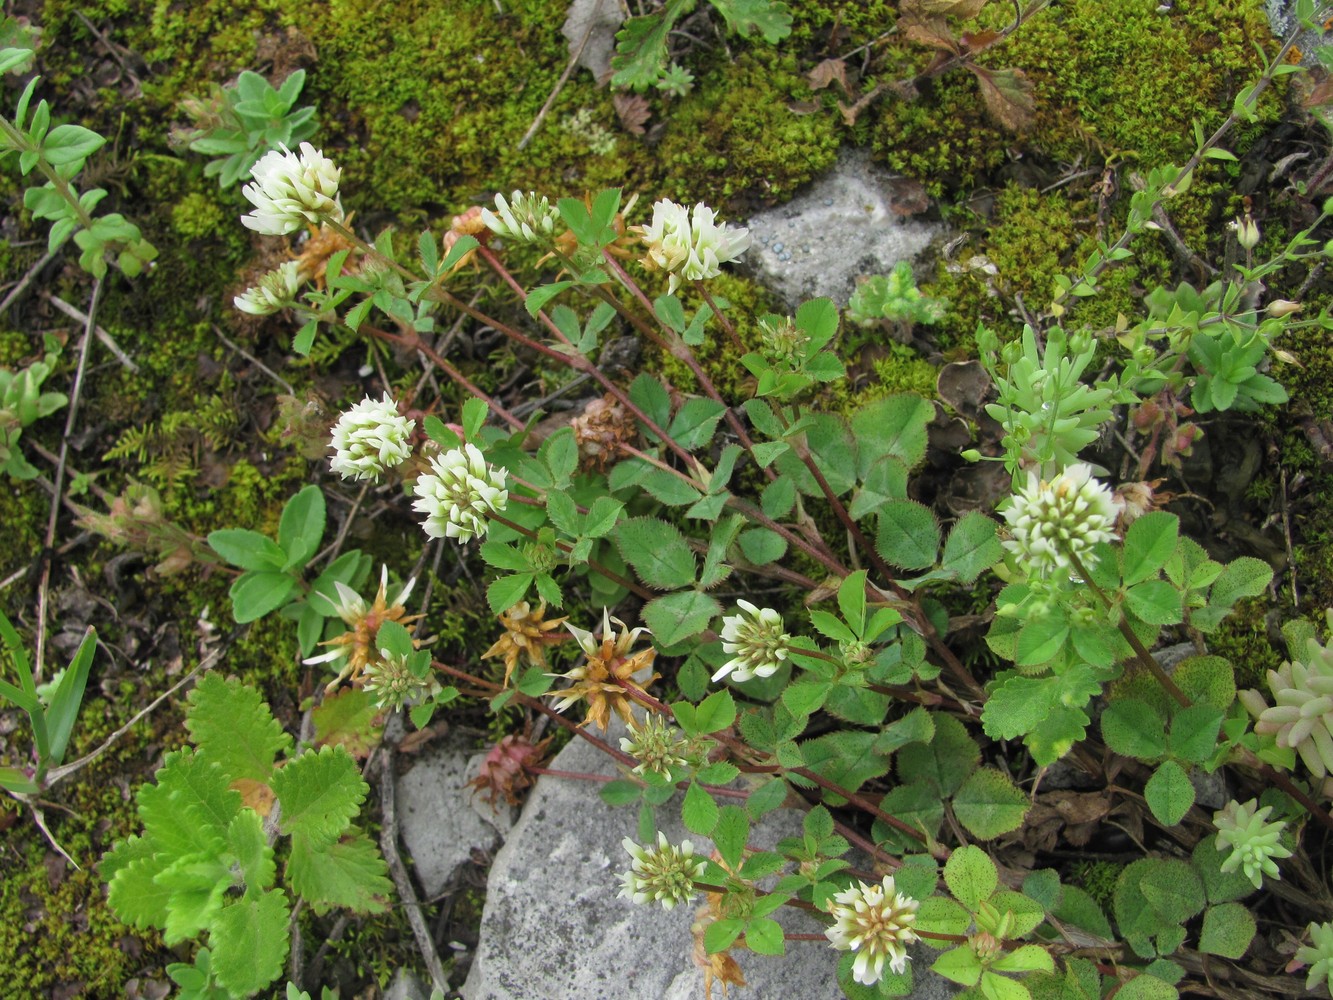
[1208,596,1282,690]
[1069,859,1123,911]
[655,50,841,205]
[170,191,229,239]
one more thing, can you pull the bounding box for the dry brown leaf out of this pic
[612,92,650,136]
[837,82,887,127]
[231,779,275,817]
[972,65,1035,132]
[888,177,930,217]
[902,17,960,52]
[807,57,849,93]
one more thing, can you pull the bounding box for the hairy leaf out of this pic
[271,745,367,846]
[287,828,393,915]
[953,767,1029,839]
[210,889,290,995]
[186,676,292,783]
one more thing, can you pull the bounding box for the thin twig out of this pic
[33,279,102,683]
[212,324,294,393]
[377,749,450,994]
[43,291,139,372]
[0,249,55,318]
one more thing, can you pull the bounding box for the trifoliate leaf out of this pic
[798,731,892,802]
[186,675,292,783]
[271,745,367,846]
[210,889,290,996]
[615,516,697,589]
[287,828,393,915]
[1100,698,1168,761]
[897,712,980,796]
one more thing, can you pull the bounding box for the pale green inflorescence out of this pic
[637,199,750,294]
[617,832,707,911]
[240,141,343,235]
[480,190,561,246]
[362,650,432,711]
[713,600,791,683]
[824,875,920,986]
[412,443,509,543]
[1001,462,1117,574]
[234,260,305,316]
[618,714,692,779]
[1212,798,1292,889]
[328,393,416,482]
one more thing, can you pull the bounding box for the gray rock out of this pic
[1265,0,1331,65]
[742,148,941,310]
[384,968,433,1000]
[461,722,960,1000]
[396,733,517,898]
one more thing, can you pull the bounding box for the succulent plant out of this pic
[1239,609,1333,780]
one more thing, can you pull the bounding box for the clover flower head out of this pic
[619,714,692,779]
[412,443,508,543]
[482,600,568,688]
[328,392,416,481]
[480,190,561,245]
[1212,798,1292,889]
[234,261,305,315]
[618,831,707,910]
[1001,462,1117,574]
[303,566,419,690]
[548,608,658,731]
[824,875,919,986]
[713,600,790,684]
[1298,921,1333,993]
[362,649,433,711]
[1238,610,1333,780]
[241,142,343,234]
[637,199,750,294]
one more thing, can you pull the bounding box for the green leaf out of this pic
[600,779,643,806]
[1101,699,1168,761]
[1191,835,1255,904]
[695,689,737,733]
[1172,656,1235,713]
[944,844,998,910]
[227,809,276,893]
[1198,902,1255,959]
[210,889,290,996]
[277,485,326,570]
[712,805,750,870]
[583,496,625,538]
[229,570,298,623]
[668,398,727,450]
[186,675,292,783]
[525,280,573,316]
[940,512,1003,584]
[799,731,892,802]
[287,828,393,915]
[1052,884,1113,940]
[992,944,1055,975]
[642,590,720,647]
[703,917,746,955]
[875,499,940,570]
[932,944,983,986]
[710,0,793,42]
[1125,580,1183,625]
[628,372,672,437]
[616,517,697,589]
[1144,759,1194,826]
[736,527,787,566]
[486,572,534,614]
[1207,556,1273,611]
[1015,615,1070,667]
[682,780,719,835]
[746,779,788,819]
[271,745,367,846]
[953,767,1029,839]
[744,915,785,956]
[207,529,286,572]
[1121,512,1178,585]
[849,394,933,474]
[44,625,96,766]
[761,476,796,518]
[896,713,979,796]
[1114,975,1179,1000]
[135,749,240,856]
[1166,705,1223,765]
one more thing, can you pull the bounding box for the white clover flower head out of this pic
[362,649,433,711]
[1238,610,1333,780]
[1001,462,1117,574]
[1298,921,1333,993]
[241,141,343,235]
[412,443,508,543]
[824,875,920,986]
[713,600,790,684]
[234,261,305,315]
[617,831,707,910]
[619,714,691,779]
[637,199,750,294]
[328,392,416,481]
[480,190,560,245]
[1212,798,1292,889]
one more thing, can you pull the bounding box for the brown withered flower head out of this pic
[441,205,489,272]
[295,216,359,287]
[570,394,636,471]
[482,600,569,688]
[548,608,658,731]
[467,732,552,810]
[692,890,748,999]
[304,566,422,691]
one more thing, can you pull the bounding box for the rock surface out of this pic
[396,732,517,898]
[460,721,960,1000]
[742,148,941,310]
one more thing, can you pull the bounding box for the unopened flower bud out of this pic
[1232,213,1260,250]
[1267,299,1301,318]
